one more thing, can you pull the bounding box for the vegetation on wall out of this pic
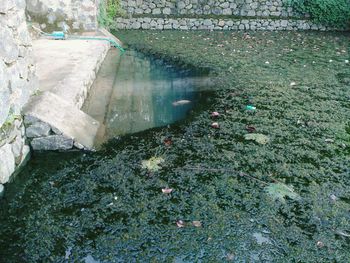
[98,0,124,28]
[287,0,350,28]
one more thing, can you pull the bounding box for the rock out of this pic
[152,8,161,15]
[0,61,10,127]
[0,184,4,198]
[24,115,40,126]
[163,7,171,15]
[26,122,51,138]
[0,144,15,184]
[31,135,73,151]
[0,26,19,64]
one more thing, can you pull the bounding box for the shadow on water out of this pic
[83,50,214,146]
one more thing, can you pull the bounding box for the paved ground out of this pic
[33,38,110,108]
[24,34,117,150]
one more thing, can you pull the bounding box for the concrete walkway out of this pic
[23,34,119,151]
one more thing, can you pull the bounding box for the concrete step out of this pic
[23,92,101,151]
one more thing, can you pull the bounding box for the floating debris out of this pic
[329,194,338,202]
[316,241,324,248]
[192,221,202,227]
[290,82,297,86]
[244,133,270,145]
[336,230,350,238]
[211,111,220,117]
[163,138,172,146]
[172,100,191,106]
[162,188,173,194]
[246,105,256,111]
[211,122,220,129]
[176,220,185,228]
[265,182,300,202]
[141,157,165,172]
[253,232,271,245]
[246,125,256,133]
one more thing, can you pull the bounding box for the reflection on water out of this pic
[83,50,212,143]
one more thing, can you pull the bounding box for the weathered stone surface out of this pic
[115,17,336,31]
[0,61,10,127]
[26,0,98,32]
[24,115,40,125]
[1,0,36,184]
[116,0,343,31]
[26,122,51,138]
[31,135,74,151]
[0,144,16,184]
[0,27,19,64]
[24,92,101,150]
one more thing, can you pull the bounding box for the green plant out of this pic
[287,0,350,28]
[98,0,125,28]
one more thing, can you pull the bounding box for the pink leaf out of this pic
[211,111,220,117]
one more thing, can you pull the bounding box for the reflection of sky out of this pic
[104,51,208,138]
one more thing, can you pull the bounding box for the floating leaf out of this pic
[176,220,185,228]
[265,183,300,202]
[244,133,270,144]
[211,122,219,129]
[192,221,202,227]
[141,157,164,172]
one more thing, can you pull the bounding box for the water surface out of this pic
[83,50,212,143]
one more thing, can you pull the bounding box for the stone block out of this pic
[26,122,51,138]
[31,135,73,151]
[0,144,15,184]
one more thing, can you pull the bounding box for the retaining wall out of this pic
[26,0,99,32]
[115,0,335,30]
[0,0,37,188]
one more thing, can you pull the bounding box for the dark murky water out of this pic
[83,50,212,144]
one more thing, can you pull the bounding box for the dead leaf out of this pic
[192,221,202,227]
[211,122,219,129]
[176,220,185,228]
[211,111,220,117]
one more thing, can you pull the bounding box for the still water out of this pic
[83,50,212,143]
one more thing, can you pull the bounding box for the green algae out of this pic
[0,30,349,262]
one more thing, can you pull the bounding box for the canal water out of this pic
[82,50,212,145]
[0,50,218,262]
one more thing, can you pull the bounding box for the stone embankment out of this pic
[0,0,37,188]
[115,0,337,31]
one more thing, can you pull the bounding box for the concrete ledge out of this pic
[33,38,110,109]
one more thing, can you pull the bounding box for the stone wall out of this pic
[115,0,337,31]
[121,0,297,17]
[0,0,37,189]
[115,17,329,31]
[26,0,99,32]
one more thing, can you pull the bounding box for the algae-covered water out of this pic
[0,30,350,262]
